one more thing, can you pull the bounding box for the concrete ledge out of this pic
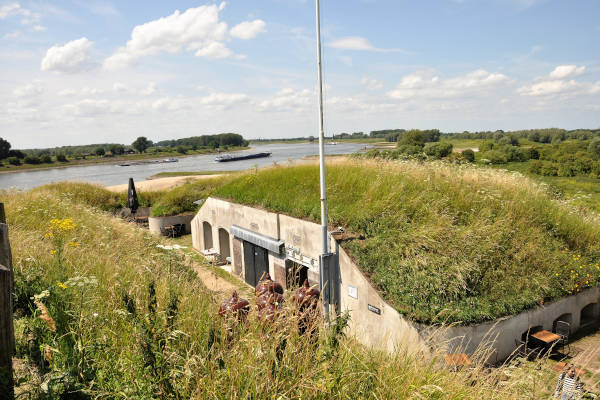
[148,213,195,236]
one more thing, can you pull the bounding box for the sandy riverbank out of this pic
[105,175,222,192]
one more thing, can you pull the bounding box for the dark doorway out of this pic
[203,221,213,250]
[243,241,269,287]
[218,228,231,260]
[286,260,308,289]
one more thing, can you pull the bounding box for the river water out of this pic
[0,142,369,190]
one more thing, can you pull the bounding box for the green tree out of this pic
[109,144,125,155]
[132,137,150,153]
[424,142,453,159]
[95,147,106,156]
[588,137,600,157]
[0,137,10,159]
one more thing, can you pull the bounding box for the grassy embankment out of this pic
[213,159,600,324]
[6,183,561,398]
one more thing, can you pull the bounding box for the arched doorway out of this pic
[580,303,598,327]
[552,313,573,332]
[218,228,231,260]
[203,221,213,250]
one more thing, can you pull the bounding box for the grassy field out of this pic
[4,184,564,399]
[214,159,600,324]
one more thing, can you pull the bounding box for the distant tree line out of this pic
[154,133,247,149]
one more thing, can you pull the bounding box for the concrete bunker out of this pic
[191,197,600,360]
[580,302,598,328]
[203,221,213,250]
[218,228,231,260]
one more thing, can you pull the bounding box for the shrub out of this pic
[479,141,494,152]
[176,146,187,154]
[24,155,41,165]
[397,145,424,156]
[95,147,105,156]
[56,154,68,162]
[40,154,53,164]
[7,156,20,165]
[481,150,507,164]
[424,142,453,159]
[461,149,475,162]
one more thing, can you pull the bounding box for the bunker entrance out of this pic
[286,260,308,289]
[243,241,269,287]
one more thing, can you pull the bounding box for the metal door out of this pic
[243,241,269,287]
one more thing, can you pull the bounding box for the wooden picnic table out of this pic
[530,330,561,344]
[444,353,473,367]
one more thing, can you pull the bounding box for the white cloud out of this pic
[258,88,312,112]
[328,36,408,53]
[193,41,232,59]
[0,3,21,19]
[388,69,509,100]
[58,88,76,97]
[41,37,95,73]
[200,92,248,106]
[0,3,41,25]
[230,19,266,39]
[33,25,46,31]
[548,65,586,79]
[13,81,43,97]
[104,3,262,70]
[141,82,156,95]
[360,77,383,90]
[62,98,110,117]
[516,65,595,97]
[517,79,579,96]
[113,82,127,92]
[151,97,187,111]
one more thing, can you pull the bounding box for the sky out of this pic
[1,0,599,149]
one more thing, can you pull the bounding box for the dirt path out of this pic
[105,174,222,192]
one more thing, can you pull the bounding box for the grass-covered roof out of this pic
[213,159,600,324]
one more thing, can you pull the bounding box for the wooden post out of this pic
[0,202,14,399]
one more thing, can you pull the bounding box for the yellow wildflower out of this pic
[57,282,67,289]
[49,250,57,255]
[68,241,80,247]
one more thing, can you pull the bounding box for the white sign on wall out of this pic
[348,285,358,299]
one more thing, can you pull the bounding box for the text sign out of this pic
[348,285,358,299]
[368,304,381,315]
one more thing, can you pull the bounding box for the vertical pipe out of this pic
[315,0,329,317]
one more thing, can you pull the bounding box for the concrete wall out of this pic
[148,213,195,236]
[443,287,600,363]
[191,197,600,359]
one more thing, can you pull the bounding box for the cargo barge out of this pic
[215,152,272,162]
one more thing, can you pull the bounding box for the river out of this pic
[0,142,369,190]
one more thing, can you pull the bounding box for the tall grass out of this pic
[4,185,561,399]
[214,159,600,324]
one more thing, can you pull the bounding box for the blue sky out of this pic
[1,0,599,148]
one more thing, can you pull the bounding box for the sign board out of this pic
[367,304,381,315]
[348,285,358,299]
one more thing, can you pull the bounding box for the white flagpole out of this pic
[315,0,329,317]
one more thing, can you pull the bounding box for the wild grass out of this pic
[214,158,600,324]
[5,186,562,398]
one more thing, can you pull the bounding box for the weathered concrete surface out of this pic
[148,213,195,236]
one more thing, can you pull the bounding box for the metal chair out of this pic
[555,321,571,355]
